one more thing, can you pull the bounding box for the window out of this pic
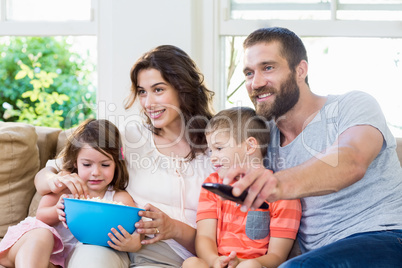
[220,0,402,137]
[230,0,402,21]
[0,0,98,128]
[5,0,92,21]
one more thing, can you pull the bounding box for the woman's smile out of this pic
[147,108,166,119]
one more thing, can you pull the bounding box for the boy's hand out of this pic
[107,226,142,252]
[213,251,239,268]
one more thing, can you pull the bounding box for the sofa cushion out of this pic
[0,122,39,238]
[35,126,62,169]
[55,127,75,156]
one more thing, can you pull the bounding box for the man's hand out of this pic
[224,165,278,212]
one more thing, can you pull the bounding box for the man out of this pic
[224,27,402,267]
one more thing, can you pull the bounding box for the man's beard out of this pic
[252,72,300,121]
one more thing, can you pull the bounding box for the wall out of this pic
[96,0,219,124]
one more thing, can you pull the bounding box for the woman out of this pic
[34,45,215,267]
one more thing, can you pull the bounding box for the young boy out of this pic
[183,107,301,268]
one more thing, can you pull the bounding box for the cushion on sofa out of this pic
[55,127,75,156]
[35,126,62,170]
[0,122,39,238]
[28,126,63,216]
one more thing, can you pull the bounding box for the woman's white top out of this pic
[121,121,213,259]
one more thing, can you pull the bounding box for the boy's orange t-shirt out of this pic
[197,173,302,259]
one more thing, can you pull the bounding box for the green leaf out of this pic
[30,80,42,90]
[15,70,27,80]
[21,91,32,98]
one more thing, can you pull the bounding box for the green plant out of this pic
[226,36,245,104]
[0,36,96,128]
[4,59,69,128]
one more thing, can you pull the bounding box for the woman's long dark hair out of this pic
[125,45,215,159]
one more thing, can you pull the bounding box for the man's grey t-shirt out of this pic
[265,91,402,253]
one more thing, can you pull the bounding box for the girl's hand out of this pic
[107,226,142,252]
[52,171,89,198]
[56,194,68,228]
[135,203,176,245]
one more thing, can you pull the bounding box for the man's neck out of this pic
[277,91,327,146]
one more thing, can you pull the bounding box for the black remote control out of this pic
[202,183,269,209]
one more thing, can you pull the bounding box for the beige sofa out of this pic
[0,122,70,242]
[1,121,402,247]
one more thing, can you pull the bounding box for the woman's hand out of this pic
[52,171,89,198]
[107,226,143,252]
[35,166,89,197]
[135,203,177,245]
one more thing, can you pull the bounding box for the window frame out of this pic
[221,0,402,38]
[0,0,97,36]
[215,0,402,109]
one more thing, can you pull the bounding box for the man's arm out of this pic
[226,125,383,210]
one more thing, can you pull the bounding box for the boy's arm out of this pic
[250,199,301,267]
[195,218,220,266]
[36,190,69,226]
[252,237,295,267]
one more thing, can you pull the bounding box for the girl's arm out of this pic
[107,190,142,252]
[112,190,136,207]
[36,189,70,226]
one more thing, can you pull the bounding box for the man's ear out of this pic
[246,137,258,155]
[296,60,308,82]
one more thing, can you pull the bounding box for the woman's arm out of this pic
[34,166,61,195]
[135,203,198,254]
[35,166,89,197]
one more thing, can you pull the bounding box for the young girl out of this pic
[0,119,140,268]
